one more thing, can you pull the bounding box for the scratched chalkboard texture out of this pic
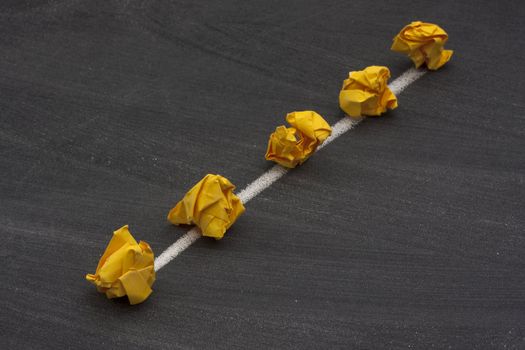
[1,0,524,349]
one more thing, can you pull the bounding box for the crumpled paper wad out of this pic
[168,174,245,239]
[86,225,155,305]
[391,21,453,70]
[339,66,398,118]
[265,110,332,168]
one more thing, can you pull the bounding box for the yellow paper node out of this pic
[85,225,156,305]
[338,66,398,118]
[167,174,245,239]
[265,111,331,168]
[391,21,453,70]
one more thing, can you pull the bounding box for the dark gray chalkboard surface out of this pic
[1,1,524,348]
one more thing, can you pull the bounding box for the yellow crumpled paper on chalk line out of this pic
[265,110,332,168]
[339,66,398,118]
[391,21,453,70]
[167,174,245,239]
[86,225,155,305]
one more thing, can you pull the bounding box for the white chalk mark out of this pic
[155,227,201,270]
[236,165,289,203]
[154,68,426,271]
[318,117,363,151]
[388,67,427,95]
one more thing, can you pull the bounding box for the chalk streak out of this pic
[154,68,426,271]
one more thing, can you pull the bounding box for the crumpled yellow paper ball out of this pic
[167,174,245,239]
[265,125,304,168]
[338,66,398,118]
[86,225,156,305]
[265,110,332,168]
[391,21,453,70]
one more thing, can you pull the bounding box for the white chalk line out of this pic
[154,67,426,271]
